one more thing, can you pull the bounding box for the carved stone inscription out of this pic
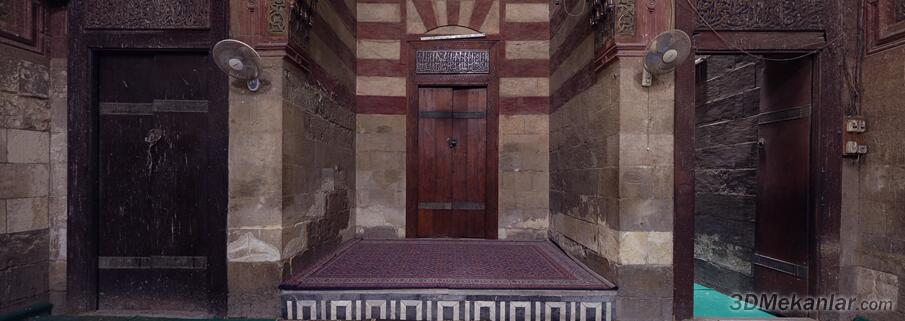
[695,0,824,31]
[416,50,489,74]
[84,0,211,30]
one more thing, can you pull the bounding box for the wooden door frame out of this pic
[66,2,229,315]
[405,40,500,239]
[673,2,845,319]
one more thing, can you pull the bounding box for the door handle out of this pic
[447,137,458,148]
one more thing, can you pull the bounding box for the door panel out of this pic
[754,59,812,303]
[417,87,488,238]
[97,53,215,311]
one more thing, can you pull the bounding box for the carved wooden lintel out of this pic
[694,0,824,31]
[83,0,211,30]
[415,50,490,74]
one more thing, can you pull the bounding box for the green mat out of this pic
[694,283,776,318]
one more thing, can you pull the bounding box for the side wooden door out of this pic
[96,52,219,311]
[416,87,488,238]
[754,58,812,304]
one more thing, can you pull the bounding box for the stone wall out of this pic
[226,1,356,317]
[354,0,551,239]
[0,4,67,314]
[836,43,905,321]
[549,1,674,320]
[355,114,406,238]
[693,55,760,295]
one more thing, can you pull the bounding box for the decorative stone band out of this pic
[282,289,615,321]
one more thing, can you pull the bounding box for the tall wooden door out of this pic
[754,58,812,303]
[96,52,220,311]
[416,87,488,238]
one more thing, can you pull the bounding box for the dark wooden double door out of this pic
[95,52,224,312]
[416,87,489,238]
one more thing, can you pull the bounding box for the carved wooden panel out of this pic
[694,0,824,31]
[0,0,43,53]
[84,0,211,30]
[415,50,490,74]
[267,0,288,35]
[616,0,635,35]
[868,0,905,53]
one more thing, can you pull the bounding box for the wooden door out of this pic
[416,87,488,238]
[96,53,218,311]
[754,58,812,304]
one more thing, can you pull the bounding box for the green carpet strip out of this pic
[693,283,776,318]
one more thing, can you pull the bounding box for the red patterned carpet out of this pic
[280,239,615,290]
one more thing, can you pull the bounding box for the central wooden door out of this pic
[95,52,223,312]
[416,87,488,238]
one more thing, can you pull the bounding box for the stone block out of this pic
[523,115,549,134]
[17,60,50,99]
[0,56,17,93]
[48,259,66,292]
[49,131,66,197]
[227,228,282,263]
[227,261,281,318]
[500,77,549,97]
[0,229,49,270]
[618,198,674,232]
[281,220,310,259]
[358,39,401,60]
[695,142,757,170]
[619,231,672,265]
[356,114,405,134]
[693,232,753,276]
[505,41,549,60]
[504,3,549,22]
[615,297,669,321]
[0,93,51,131]
[618,134,673,167]
[358,3,402,23]
[695,116,758,149]
[695,168,757,196]
[695,215,755,247]
[855,267,899,306]
[0,199,4,233]
[551,212,597,251]
[359,226,403,239]
[7,129,49,163]
[500,115,526,134]
[6,197,49,233]
[695,192,756,223]
[228,195,283,228]
[357,76,406,97]
[0,164,48,198]
[619,265,674,297]
[0,129,5,162]
[357,133,406,152]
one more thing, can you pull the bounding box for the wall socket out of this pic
[843,116,868,156]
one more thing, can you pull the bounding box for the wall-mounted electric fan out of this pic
[641,30,692,87]
[212,39,263,92]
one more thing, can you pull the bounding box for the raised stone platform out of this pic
[279,239,616,320]
[281,288,617,321]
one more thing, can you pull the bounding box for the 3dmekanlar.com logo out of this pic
[729,293,895,312]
